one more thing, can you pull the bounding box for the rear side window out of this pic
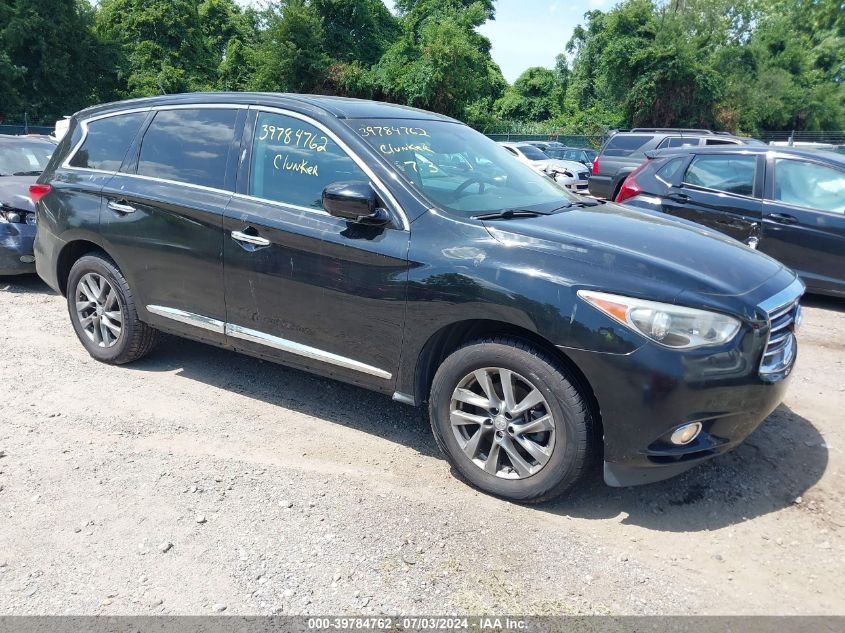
[684,154,757,197]
[658,137,700,149]
[68,113,146,171]
[705,138,740,146]
[774,159,845,214]
[137,108,237,190]
[656,157,685,182]
[602,135,654,157]
[249,111,366,209]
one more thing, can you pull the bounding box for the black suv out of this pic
[616,146,845,297]
[34,94,803,502]
[588,128,761,200]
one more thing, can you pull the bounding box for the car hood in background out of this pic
[483,201,787,300]
[529,159,588,175]
[0,176,37,213]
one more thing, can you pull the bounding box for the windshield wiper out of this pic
[12,171,43,176]
[472,209,548,220]
[556,199,606,209]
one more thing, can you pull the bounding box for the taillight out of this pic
[29,184,51,204]
[615,161,650,204]
[591,155,600,175]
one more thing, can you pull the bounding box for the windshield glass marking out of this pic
[353,119,575,217]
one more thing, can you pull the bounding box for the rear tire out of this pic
[429,337,595,503]
[67,253,158,364]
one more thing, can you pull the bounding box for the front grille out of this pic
[759,293,802,381]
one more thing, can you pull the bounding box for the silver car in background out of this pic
[498,142,590,193]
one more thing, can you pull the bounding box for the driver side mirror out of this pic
[322,181,390,226]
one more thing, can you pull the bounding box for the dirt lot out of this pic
[1,274,843,616]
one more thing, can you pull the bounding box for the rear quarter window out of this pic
[68,113,147,171]
[602,135,655,157]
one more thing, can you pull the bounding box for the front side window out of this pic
[684,154,757,197]
[249,111,366,209]
[69,113,146,171]
[137,108,237,190]
[354,119,573,216]
[775,159,845,214]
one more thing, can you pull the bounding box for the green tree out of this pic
[494,67,564,122]
[0,0,104,123]
[96,0,216,97]
[371,0,505,120]
[249,0,329,93]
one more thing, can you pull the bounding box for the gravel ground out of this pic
[1,275,843,616]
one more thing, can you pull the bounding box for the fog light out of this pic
[670,422,702,445]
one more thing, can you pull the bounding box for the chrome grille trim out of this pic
[758,278,804,381]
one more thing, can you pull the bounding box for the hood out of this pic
[484,201,787,300]
[0,176,37,213]
[529,159,588,175]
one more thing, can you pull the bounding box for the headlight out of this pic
[578,290,741,349]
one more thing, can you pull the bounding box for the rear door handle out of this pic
[107,200,136,214]
[766,213,799,225]
[231,230,270,247]
[667,193,690,203]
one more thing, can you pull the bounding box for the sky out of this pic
[236,0,618,84]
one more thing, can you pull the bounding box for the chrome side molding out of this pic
[146,304,392,380]
[146,305,225,334]
[225,323,392,380]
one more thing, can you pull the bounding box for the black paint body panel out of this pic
[33,94,805,488]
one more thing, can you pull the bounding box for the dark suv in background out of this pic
[588,128,762,200]
[617,146,845,297]
[33,93,803,502]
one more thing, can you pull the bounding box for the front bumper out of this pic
[0,221,36,275]
[559,279,803,487]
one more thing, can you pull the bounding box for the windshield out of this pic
[352,120,573,216]
[0,140,54,176]
[542,148,567,159]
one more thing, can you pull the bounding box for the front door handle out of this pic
[766,213,799,225]
[107,199,136,214]
[231,230,270,247]
[667,192,690,203]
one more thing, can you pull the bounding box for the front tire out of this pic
[429,337,595,503]
[67,253,158,364]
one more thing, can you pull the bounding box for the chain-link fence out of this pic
[0,124,56,136]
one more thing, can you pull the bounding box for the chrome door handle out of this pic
[107,200,136,214]
[231,230,270,247]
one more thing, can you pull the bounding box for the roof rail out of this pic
[630,128,714,135]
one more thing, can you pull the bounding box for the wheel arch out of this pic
[411,319,602,434]
[55,239,109,297]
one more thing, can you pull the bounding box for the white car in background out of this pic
[498,141,590,193]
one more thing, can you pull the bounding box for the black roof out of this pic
[648,145,845,166]
[73,92,461,123]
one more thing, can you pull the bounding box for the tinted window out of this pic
[602,135,654,157]
[684,154,757,197]
[775,159,845,214]
[249,111,366,209]
[705,138,740,146]
[137,108,237,189]
[69,113,146,171]
[516,144,548,160]
[656,157,685,181]
[658,136,700,149]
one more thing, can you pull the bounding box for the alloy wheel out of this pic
[74,273,123,348]
[449,367,556,479]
